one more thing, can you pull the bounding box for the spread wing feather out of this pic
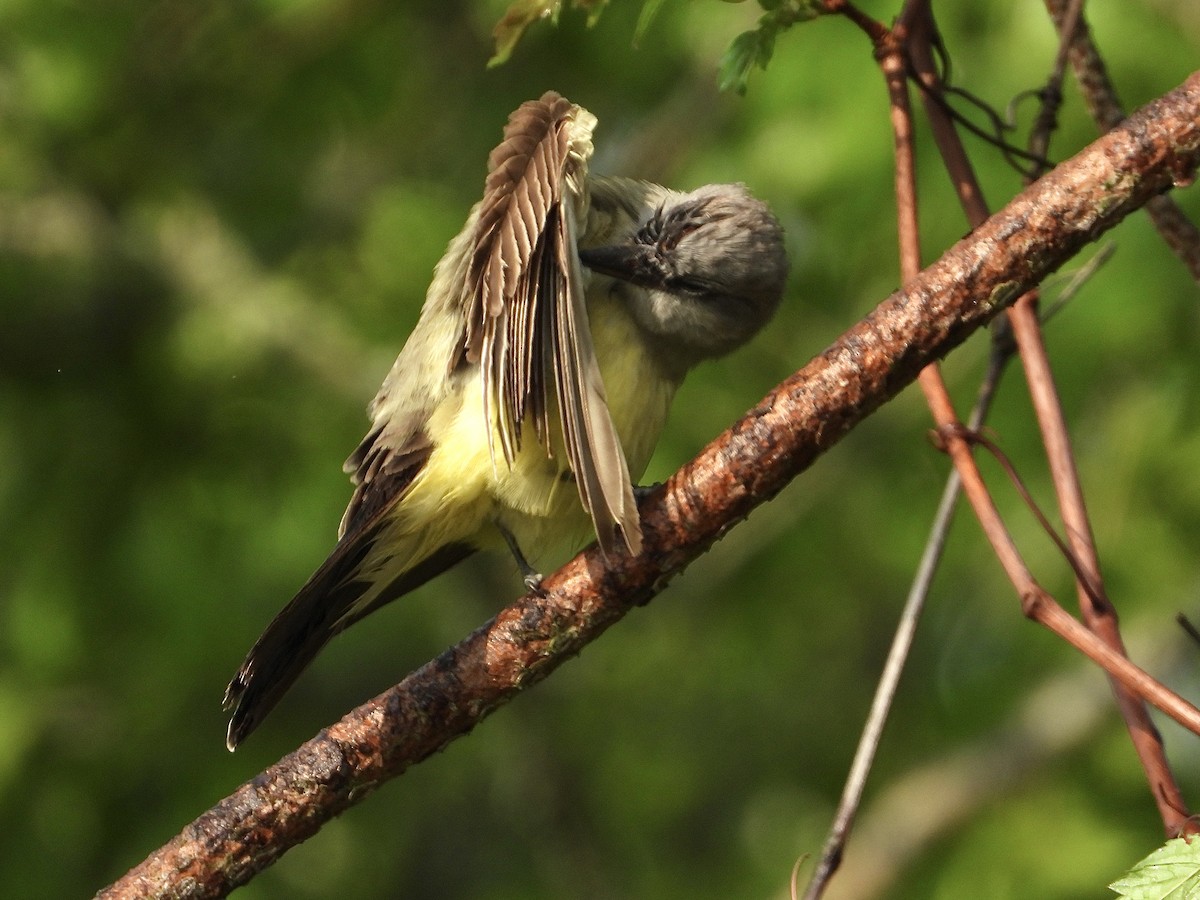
[552,200,640,555]
[460,91,640,555]
[463,94,572,463]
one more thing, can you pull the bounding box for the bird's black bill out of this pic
[578,244,665,290]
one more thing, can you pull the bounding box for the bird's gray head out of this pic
[580,183,789,371]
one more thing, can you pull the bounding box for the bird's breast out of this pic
[587,282,679,478]
[484,279,680,558]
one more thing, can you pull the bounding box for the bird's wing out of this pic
[337,200,480,541]
[224,231,483,749]
[223,167,485,751]
[339,421,434,540]
[460,91,640,556]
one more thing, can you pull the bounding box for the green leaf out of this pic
[717,27,776,95]
[1110,838,1200,899]
[489,0,562,68]
[716,1,824,94]
[578,0,611,28]
[633,0,668,46]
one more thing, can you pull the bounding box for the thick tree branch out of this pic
[98,71,1200,900]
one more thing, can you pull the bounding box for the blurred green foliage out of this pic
[1,1,1198,898]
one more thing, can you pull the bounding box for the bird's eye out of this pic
[664,273,722,296]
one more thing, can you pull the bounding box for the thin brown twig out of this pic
[919,79,1051,176]
[1018,15,1188,826]
[822,0,889,43]
[1027,0,1085,169]
[1043,0,1200,281]
[901,24,1052,178]
[907,12,991,223]
[1176,614,1200,648]
[881,257,1113,817]
[919,412,1200,735]
[909,1,1193,836]
[1040,242,1115,321]
[943,426,1103,600]
[1006,295,1193,833]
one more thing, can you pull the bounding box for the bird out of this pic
[223,91,789,750]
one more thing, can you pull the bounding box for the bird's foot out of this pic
[497,523,546,595]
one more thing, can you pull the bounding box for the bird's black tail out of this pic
[223,535,474,750]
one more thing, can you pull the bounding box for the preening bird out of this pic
[223,91,789,750]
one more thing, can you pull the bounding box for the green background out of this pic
[2,1,1199,897]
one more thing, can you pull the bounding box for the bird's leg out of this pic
[496,523,544,593]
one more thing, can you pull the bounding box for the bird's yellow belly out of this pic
[378,286,677,573]
[493,288,678,560]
